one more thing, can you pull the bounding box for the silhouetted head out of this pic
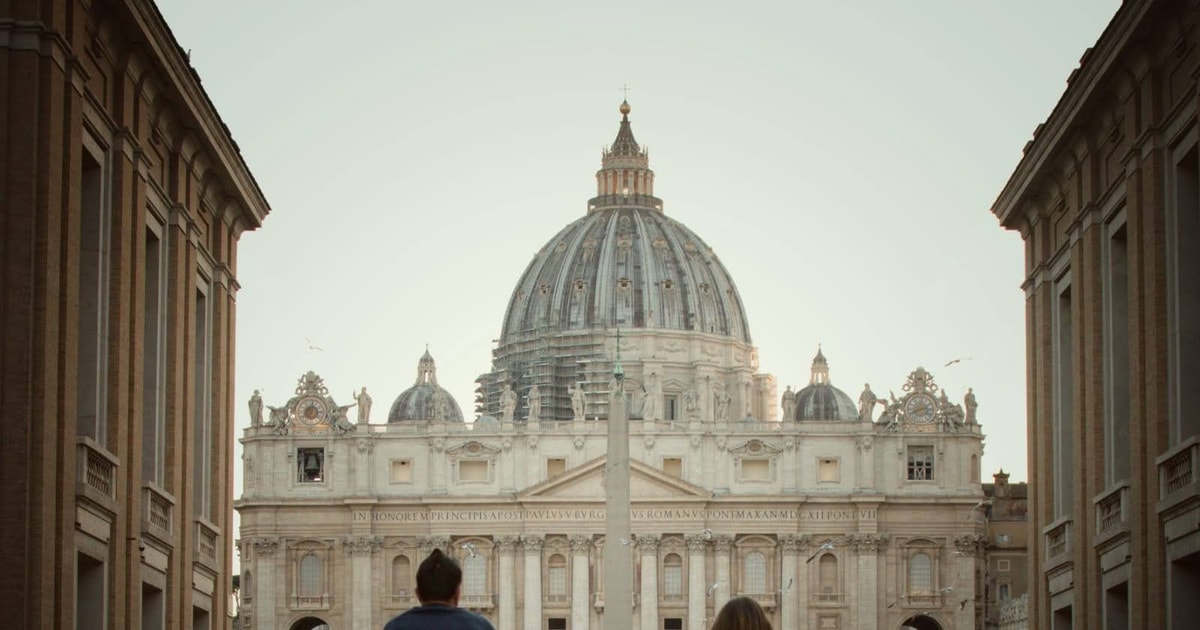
[415,548,462,605]
[711,596,773,630]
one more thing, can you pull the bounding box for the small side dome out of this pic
[388,349,464,423]
[794,347,858,421]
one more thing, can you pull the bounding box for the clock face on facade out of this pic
[904,393,936,423]
[296,397,327,425]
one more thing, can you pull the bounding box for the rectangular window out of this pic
[907,446,934,481]
[142,224,166,484]
[141,583,164,630]
[818,457,839,482]
[665,619,683,630]
[662,457,683,478]
[459,460,489,482]
[1172,147,1200,443]
[998,582,1011,601]
[548,619,567,630]
[1104,220,1130,485]
[298,448,324,483]
[740,458,770,482]
[663,564,683,596]
[547,458,566,479]
[548,566,568,597]
[1053,279,1075,517]
[390,460,413,483]
[665,395,679,421]
[77,552,106,630]
[192,283,213,516]
[77,146,110,446]
[996,535,1012,546]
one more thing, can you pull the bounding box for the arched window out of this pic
[909,552,932,594]
[663,553,683,597]
[818,554,838,599]
[548,554,568,597]
[744,552,766,594]
[463,554,487,595]
[299,554,323,598]
[392,556,412,596]
[970,454,980,482]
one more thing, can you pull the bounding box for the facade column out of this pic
[779,535,800,630]
[795,536,812,629]
[252,538,279,630]
[522,534,545,630]
[852,535,883,629]
[712,535,733,607]
[571,536,593,630]
[497,536,520,630]
[953,535,980,630]
[354,437,373,495]
[781,441,797,493]
[685,534,708,630]
[429,436,447,493]
[855,436,875,489]
[639,535,660,630]
[346,535,381,630]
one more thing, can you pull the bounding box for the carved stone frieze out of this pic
[779,533,803,554]
[570,535,593,553]
[521,534,545,552]
[496,536,520,553]
[344,535,383,555]
[252,538,278,557]
[711,534,735,552]
[954,534,986,555]
[636,534,660,553]
[685,534,709,552]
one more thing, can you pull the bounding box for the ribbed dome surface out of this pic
[388,350,465,423]
[500,207,751,343]
[793,383,858,421]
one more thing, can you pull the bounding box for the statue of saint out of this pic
[248,389,264,427]
[267,405,289,435]
[781,385,797,421]
[964,388,978,423]
[858,383,878,422]
[683,386,699,416]
[571,383,586,422]
[641,372,662,422]
[355,387,372,424]
[527,384,542,423]
[500,383,517,423]
[713,382,731,421]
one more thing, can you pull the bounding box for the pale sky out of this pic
[156,0,1121,524]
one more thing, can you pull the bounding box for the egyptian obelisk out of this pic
[603,333,633,628]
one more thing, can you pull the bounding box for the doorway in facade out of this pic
[289,617,330,630]
[900,614,943,630]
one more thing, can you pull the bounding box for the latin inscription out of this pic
[353,508,876,522]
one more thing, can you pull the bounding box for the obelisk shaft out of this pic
[604,377,633,629]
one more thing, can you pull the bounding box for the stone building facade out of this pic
[239,104,987,630]
[981,471,1028,629]
[0,1,270,628]
[990,0,1200,628]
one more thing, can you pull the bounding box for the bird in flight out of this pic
[940,587,954,594]
[944,357,972,367]
[707,580,722,597]
[619,537,636,546]
[461,542,478,558]
[806,539,835,563]
[702,528,713,540]
[960,599,970,610]
[777,578,793,595]
[305,337,324,352]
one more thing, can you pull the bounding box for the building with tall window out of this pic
[0,1,270,628]
[238,103,987,630]
[990,1,1200,628]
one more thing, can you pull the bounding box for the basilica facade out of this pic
[237,103,987,630]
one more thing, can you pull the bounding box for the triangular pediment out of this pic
[518,456,711,501]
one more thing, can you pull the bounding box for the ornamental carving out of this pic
[527,435,539,451]
[954,534,986,555]
[496,536,520,553]
[856,436,873,452]
[417,535,451,553]
[846,534,888,554]
[429,437,446,453]
[643,435,655,450]
[685,534,709,552]
[252,538,278,557]
[711,534,734,552]
[779,534,803,553]
[521,534,545,552]
[877,367,969,434]
[258,371,355,436]
[690,435,702,450]
[356,438,374,454]
[344,535,383,555]
[570,535,593,553]
[636,534,660,553]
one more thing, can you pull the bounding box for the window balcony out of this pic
[194,518,219,571]
[76,437,118,512]
[461,593,495,610]
[903,593,944,609]
[141,483,175,544]
[738,592,776,610]
[1158,436,1199,515]
[290,594,331,610]
[1042,516,1072,571]
[388,593,416,609]
[1093,481,1130,544]
[812,591,845,605]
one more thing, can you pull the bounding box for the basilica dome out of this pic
[792,348,858,421]
[500,102,751,343]
[388,350,464,423]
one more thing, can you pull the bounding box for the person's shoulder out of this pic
[449,607,495,630]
